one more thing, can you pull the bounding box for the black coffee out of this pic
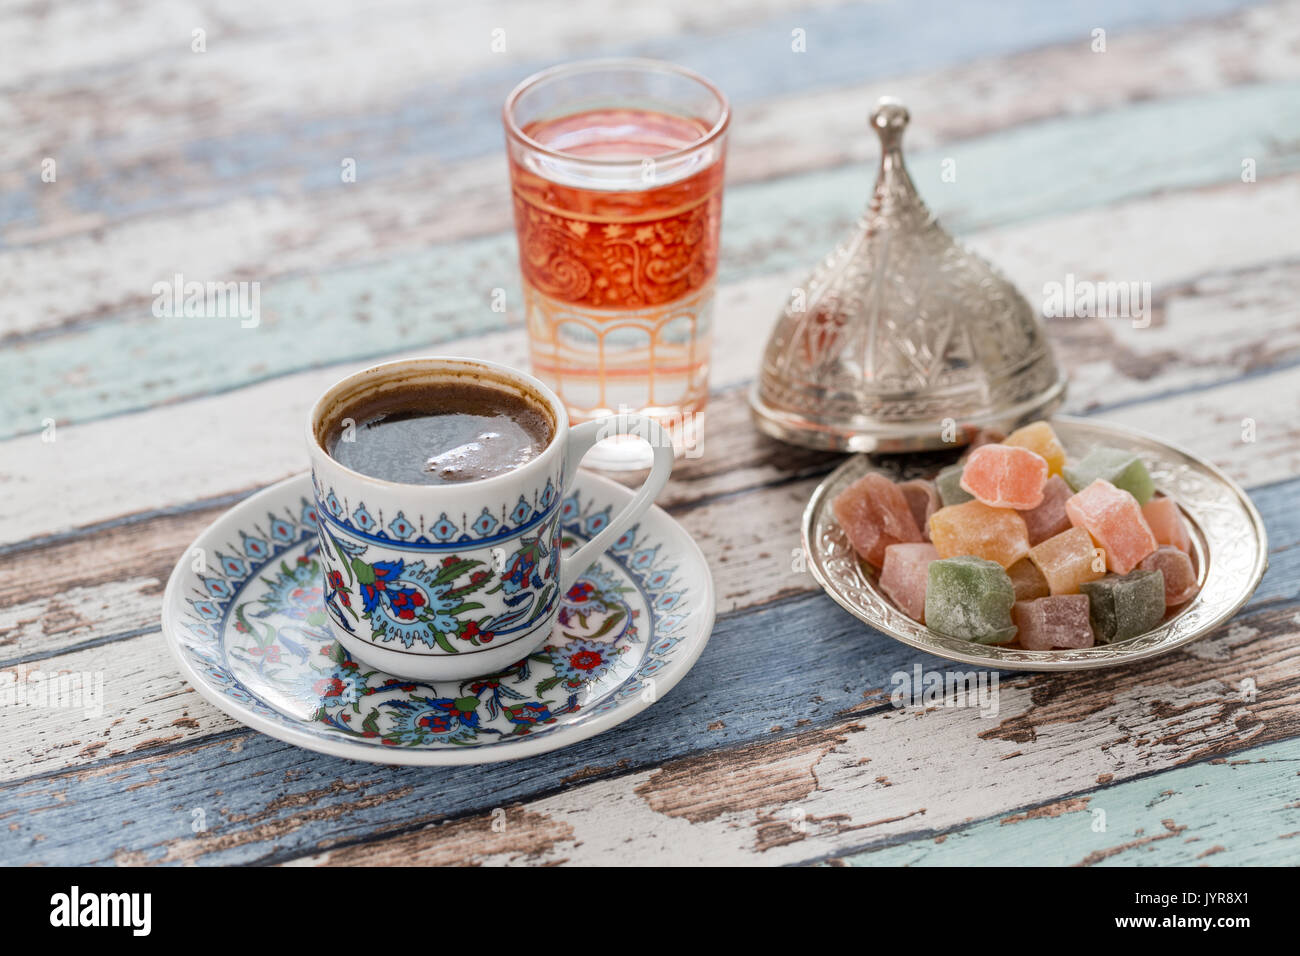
[326,381,554,485]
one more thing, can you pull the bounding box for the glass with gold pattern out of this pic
[504,59,729,469]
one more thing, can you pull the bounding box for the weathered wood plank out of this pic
[298,602,1300,866]
[4,275,1294,856]
[0,502,233,664]
[9,0,1300,350]
[1,0,846,329]
[0,0,838,96]
[1049,260,1300,413]
[0,465,824,667]
[731,0,1300,182]
[819,736,1300,866]
[5,346,1299,673]
[7,333,1298,562]
[3,416,1290,855]
[1,0,1294,868]
[1075,367,1300,488]
[3,594,1295,865]
[1,466,1295,835]
[2,0,1265,249]
[4,83,1299,433]
[3,172,1299,548]
[1,245,1294,766]
[5,395,1289,858]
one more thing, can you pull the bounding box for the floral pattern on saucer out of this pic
[167,474,713,759]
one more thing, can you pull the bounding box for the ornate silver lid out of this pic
[750,97,1066,452]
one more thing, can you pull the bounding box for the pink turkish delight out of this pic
[879,543,940,622]
[1138,546,1199,606]
[1064,479,1158,575]
[1012,595,1095,650]
[1021,475,1073,546]
[832,472,923,567]
[1142,496,1192,555]
[898,479,940,542]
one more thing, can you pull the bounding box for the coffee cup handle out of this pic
[559,416,675,591]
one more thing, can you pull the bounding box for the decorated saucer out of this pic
[162,471,715,765]
[803,416,1268,671]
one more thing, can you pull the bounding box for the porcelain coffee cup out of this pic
[306,356,674,680]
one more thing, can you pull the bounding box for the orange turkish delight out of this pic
[1007,557,1050,601]
[959,444,1049,510]
[1005,421,1067,476]
[928,500,1030,569]
[1028,526,1106,595]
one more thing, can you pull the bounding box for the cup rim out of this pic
[305,355,570,493]
[502,57,731,169]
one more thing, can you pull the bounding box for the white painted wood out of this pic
[2,174,1298,547]
[0,577,163,660]
[288,613,1297,865]
[729,0,1300,181]
[0,634,222,781]
[7,277,1297,667]
[3,364,1296,780]
[8,1,1300,333]
[0,0,835,93]
[0,468,820,670]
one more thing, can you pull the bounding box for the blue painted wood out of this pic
[1,572,1293,864]
[1233,476,1300,607]
[4,81,1299,437]
[0,597,889,864]
[0,0,1264,236]
[0,0,1290,867]
[0,455,1293,864]
[824,735,1300,865]
[4,461,1290,865]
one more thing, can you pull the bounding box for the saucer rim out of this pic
[161,470,716,766]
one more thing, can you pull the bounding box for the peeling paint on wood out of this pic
[822,745,1300,866]
[2,0,1297,867]
[4,87,1300,436]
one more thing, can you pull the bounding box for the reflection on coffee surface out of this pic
[326,381,553,485]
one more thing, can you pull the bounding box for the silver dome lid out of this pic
[750,98,1066,452]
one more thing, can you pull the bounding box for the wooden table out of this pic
[2,0,1298,866]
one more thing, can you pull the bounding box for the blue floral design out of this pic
[548,640,622,683]
[383,696,485,746]
[174,480,696,753]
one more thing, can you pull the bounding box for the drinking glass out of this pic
[504,58,730,470]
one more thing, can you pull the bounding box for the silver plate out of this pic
[802,416,1269,671]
